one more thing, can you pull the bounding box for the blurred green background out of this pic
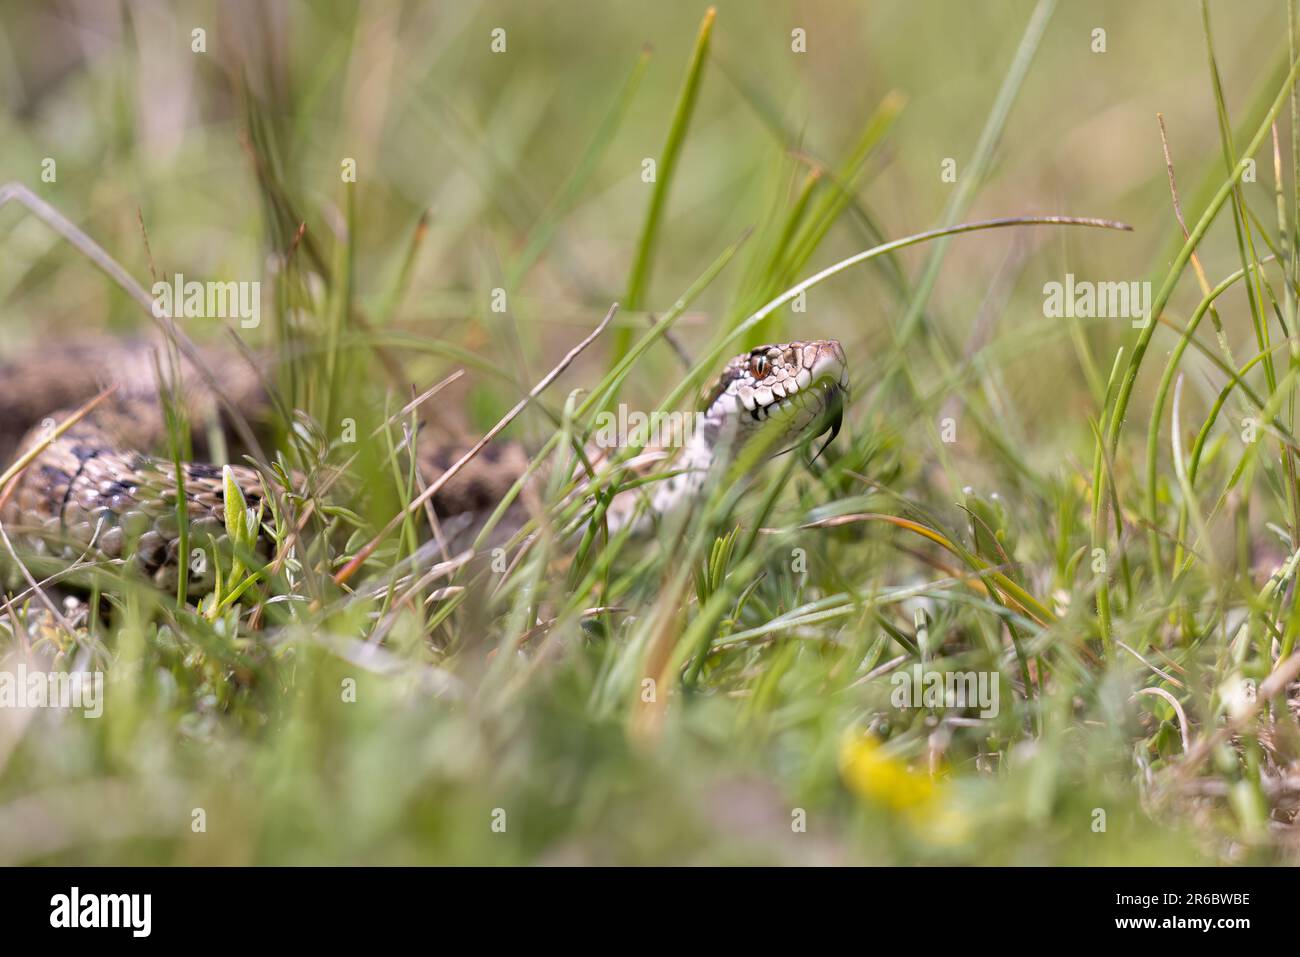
[0,0,1280,430]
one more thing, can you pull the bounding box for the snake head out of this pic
[702,339,849,461]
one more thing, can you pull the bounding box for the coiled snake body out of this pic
[0,338,847,596]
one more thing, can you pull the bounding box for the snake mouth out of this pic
[701,338,849,464]
[749,356,848,461]
[742,375,845,466]
[802,377,846,463]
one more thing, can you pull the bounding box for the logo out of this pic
[0,663,102,718]
[889,664,999,719]
[151,273,261,328]
[591,405,706,449]
[1043,273,1151,328]
[50,887,151,937]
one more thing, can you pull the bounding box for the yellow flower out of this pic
[839,731,936,811]
[838,731,971,845]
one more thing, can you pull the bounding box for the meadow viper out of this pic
[0,337,848,597]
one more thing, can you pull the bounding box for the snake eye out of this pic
[751,355,768,378]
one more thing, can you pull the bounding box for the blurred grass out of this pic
[0,0,1299,864]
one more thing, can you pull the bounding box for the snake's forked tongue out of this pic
[800,381,846,467]
[809,399,843,465]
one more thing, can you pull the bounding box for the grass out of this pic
[1,1,1299,864]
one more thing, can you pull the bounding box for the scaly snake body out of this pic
[0,338,847,596]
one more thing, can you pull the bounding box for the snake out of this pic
[0,337,848,597]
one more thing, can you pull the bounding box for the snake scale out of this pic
[0,337,848,597]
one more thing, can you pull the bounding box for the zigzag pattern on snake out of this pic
[0,337,848,597]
